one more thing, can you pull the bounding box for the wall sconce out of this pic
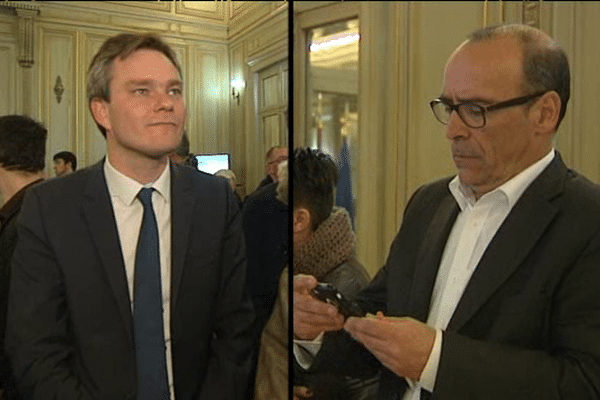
[231,78,245,105]
[54,75,64,104]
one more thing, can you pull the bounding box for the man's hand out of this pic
[344,312,435,381]
[293,274,345,340]
[293,386,313,400]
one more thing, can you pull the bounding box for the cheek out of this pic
[477,127,506,165]
[175,101,187,123]
[127,101,152,121]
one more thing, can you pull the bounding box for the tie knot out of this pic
[138,187,154,207]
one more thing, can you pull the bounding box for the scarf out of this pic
[293,207,356,281]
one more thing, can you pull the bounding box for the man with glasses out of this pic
[294,24,600,399]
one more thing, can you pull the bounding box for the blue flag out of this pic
[336,137,355,228]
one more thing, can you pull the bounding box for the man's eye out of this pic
[462,104,484,116]
[169,88,182,95]
[134,88,149,95]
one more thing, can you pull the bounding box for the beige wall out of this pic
[294,1,600,276]
[229,2,288,196]
[0,1,287,193]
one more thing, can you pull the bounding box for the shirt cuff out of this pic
[418,328,442,392]
[293,331,325,369]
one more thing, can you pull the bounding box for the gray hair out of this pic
[214,169,236,183]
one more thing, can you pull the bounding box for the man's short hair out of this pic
[292,148,339,231]
[265,146,286,162]
[53,151,77,171]
[0,115,47,173]
[87,33,182,137]
[466,24,570,130]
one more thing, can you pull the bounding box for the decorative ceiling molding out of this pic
[228,2,287,42]
[0,1,40,13]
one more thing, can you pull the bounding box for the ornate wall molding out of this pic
[0,1,40,67]
[523,0,541,28]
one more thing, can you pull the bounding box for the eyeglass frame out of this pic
[429,91,548,128]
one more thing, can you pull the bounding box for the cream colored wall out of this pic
[0,1,287,191]
[229,2,288,196]
[294,1,600,277]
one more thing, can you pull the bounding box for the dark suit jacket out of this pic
[242,182,288,321]
[6,161,254,400]
[313,153,600,399]
[0,179,42,399]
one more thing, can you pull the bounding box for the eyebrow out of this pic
[125,79,183,87]
[438,95,496,105]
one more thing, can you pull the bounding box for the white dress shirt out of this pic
[405,148,555,399]
[104,157,175,400]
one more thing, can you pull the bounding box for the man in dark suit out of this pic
[242,160,289,399]
[294,24,600,399]
[0,115,46,400]
[249,146,288,196]
[6,33,254,400]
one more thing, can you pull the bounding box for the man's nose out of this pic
[445,110,469,141]
[155,92,175,111]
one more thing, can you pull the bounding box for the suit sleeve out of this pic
[434,226,600,399]
[5,190,95,399]
[197,184,255,400]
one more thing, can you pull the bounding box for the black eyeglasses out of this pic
[429,91,548,128]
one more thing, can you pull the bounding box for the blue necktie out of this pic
[134,188,170,400]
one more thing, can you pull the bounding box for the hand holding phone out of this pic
[310,283,366,318]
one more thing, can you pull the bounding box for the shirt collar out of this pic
[449,148,555,211]
[104,157,171,206]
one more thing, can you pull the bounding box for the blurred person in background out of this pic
[0,114,47,400]
[52,151,77,177]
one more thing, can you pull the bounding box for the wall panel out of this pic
[0,40,17,116]
[405,2,482,198]
[40,28,76,175]
[82,33,111,167]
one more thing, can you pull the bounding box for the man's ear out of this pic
[531,91,561,135]
[90,98,111,134]
[293,208,311,235]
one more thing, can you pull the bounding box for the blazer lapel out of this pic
[81,161,133,336]
[170,164,194,311]
[408,194,459,321]
[448,154,566,331]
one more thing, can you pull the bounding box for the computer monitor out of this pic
[195,153,230,174]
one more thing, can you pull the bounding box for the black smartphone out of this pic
[310,282,366,318]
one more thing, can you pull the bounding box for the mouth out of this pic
[451,143,479,160]
[147,122,177,127]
